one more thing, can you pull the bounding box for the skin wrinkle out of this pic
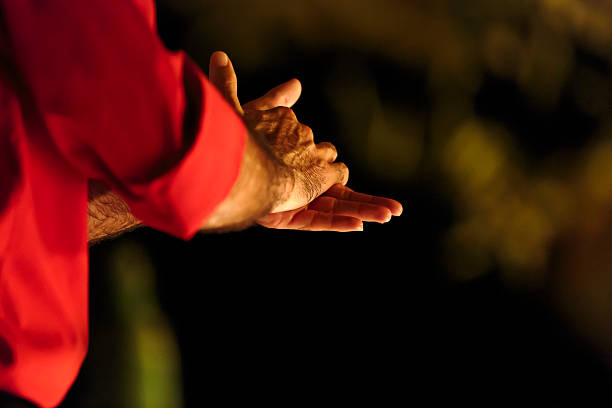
[87,180,141,245]
[196,127,288,233]
[246,107,331,207]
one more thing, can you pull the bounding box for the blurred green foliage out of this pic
[80,241,184,408]
[109,241,183,408]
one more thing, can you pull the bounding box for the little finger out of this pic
[315,142,338,162]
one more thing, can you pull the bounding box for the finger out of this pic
[209,51,243,114]
[324,184,403,216]
[257,208,362,231]
[312,162,349,206]
[308,196,392,223]
[315,142,338,162]
[257,208,302,229]
[332,162,350,186]
[289,209,363,232]
[299,123,314,141]
[243,78,302,111]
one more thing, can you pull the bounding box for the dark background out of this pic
[63,1,612,406]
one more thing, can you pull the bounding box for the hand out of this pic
[257,184,403,231]
[242,106,349,212]
[209,51,347,213]
[209,51,402,231]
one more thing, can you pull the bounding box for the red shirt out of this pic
[0,1,246,406]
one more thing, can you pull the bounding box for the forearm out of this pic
[86,130,292,241]
[88,180,142,244]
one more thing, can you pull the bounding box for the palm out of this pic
[257,184,402,232]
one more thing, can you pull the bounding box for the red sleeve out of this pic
[1,0,246,239]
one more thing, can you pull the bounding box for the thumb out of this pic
[243,78,302,111]
[209,51,243,114]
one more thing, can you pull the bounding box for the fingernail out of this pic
[212,51,229,67]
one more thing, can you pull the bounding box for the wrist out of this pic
[270,159,294,213]
[199,128,287,231]
[247,127,293,213]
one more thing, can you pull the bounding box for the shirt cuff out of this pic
[125,67,247,240]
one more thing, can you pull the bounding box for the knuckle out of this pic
[299,124,314,139]
[336,162,349,182]
[272,106,298,123]
[318,142,337,153]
